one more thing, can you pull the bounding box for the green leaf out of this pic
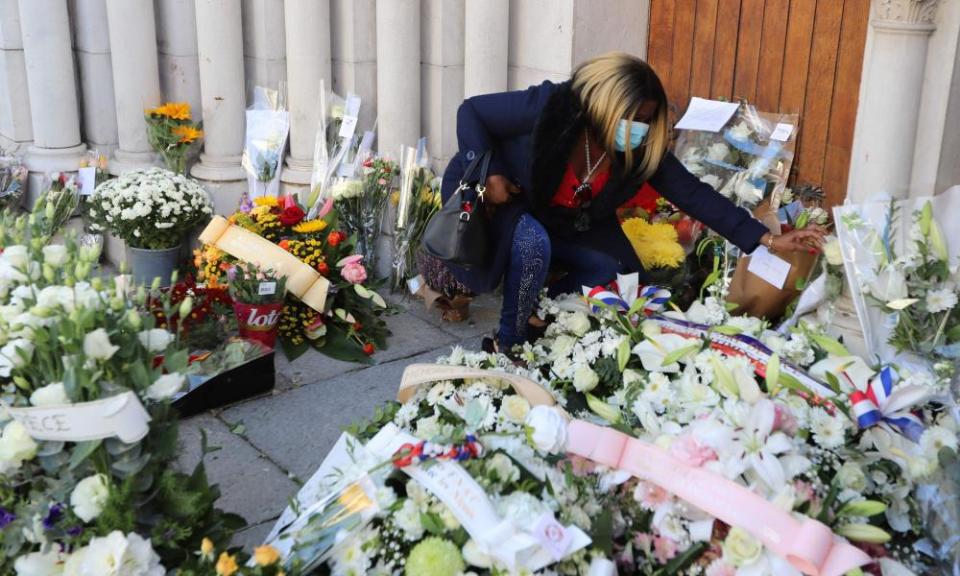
[69,440,102,470]
[711,325,743,336]
[809,333,851,357]
[660,343,700,367]
[616,337,631,372]
[591,507,614,555]
[658,541,709,575]
[280,335,311,360]
[585,393,621,424]
[420,511,446,536]
[766,353,781,394]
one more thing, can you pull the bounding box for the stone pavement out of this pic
[175,292,500,550]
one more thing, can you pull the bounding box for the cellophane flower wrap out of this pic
[674,102,798,213]
[144,102,203,174]
[0,156,27,212]
[193,195,390,363]
[333,154,399,276]
[433,286,960,575]
[241,87,290,200]
[33,171,81,238]
[391,144,442,291]
[0,220,244,574]
[86,167,213,250]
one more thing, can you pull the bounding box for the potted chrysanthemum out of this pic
[87,167,213,285]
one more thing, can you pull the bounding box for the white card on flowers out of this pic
[674,97,741,132]
[746,246,791,289]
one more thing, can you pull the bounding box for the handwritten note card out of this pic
[675,97,741,132]
[747,246,792,289]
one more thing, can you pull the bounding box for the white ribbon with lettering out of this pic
[366,424,591,573]
[2,391,151,443]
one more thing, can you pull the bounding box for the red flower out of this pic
[278,239,290,251]
[362,342,375,356]
[279,205,306,227]
[352,321,363,332]
[327,231,343,247]
[317,261,330,276]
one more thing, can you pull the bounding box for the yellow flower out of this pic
[251,205,273,219]
[172,125,203,144]
[292,219,328,234]
[199,537,215,561]
[148,102,192,120]
[253,195,280,208]
[253,545,281,566]
[622,218,686,269]
[215,552,239,576]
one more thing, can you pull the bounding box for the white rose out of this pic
[72,531,164,576]
[146,372,184,401]
[42,245,69,267]
[71,474,110,523]
[722,526,763,567]
[706,143,729,162]
[573,365,600,392]
[501,395,531,423]
[565,312,591,337]
[83,328,119,361]
[462,539,493,569]
[549,334,577,361]
[836,462,867,492]
[14,549,64,576]
[0,420,38,471]
[525,405,568,454]
[30,382,69,407]
[0,338,34,377]
[137,329,174,353]
[700,174,723,189]
[823,236,843,266]
[1,245,28,268]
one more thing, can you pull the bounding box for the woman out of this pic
[441,52,824,353]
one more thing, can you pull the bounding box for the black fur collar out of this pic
[527,81,646,236]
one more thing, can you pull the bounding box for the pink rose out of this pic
[669,434,718,467]
[773,403,798,435]
[634,481,671,510]
[338,255,367,284]
[653,536,678,563]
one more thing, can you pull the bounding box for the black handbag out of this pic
[422,151,491,269]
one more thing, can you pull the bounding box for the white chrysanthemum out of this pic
[926,288,958,313]
[393,499,425,541]
[920,426,958,458]
[810,408,846,449]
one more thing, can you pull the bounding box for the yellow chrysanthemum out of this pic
[172,125,203,144]
[148,102,192,120]
[622,218,685,269]
[292,219,328,234]
[253,195,280,207]
[250,205,273,219]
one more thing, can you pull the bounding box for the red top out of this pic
[551,163,662,214]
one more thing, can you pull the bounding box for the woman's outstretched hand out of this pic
[765,225,827,254]
[483,175,521,206]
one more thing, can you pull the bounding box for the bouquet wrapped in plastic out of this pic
[0,155,27,211]
[304,84,367,218]
[391,140,441,291]
[242,86,290,200]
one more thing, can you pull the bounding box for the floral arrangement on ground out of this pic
[194,194,391,363]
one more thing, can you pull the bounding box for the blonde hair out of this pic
[571,52,669,181]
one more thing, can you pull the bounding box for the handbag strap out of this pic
[458,150,492,188]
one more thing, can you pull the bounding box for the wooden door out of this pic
[647,0,870,207]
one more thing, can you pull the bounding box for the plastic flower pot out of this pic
[128,245,180,287]
[233,301,284,349]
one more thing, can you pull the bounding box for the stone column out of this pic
[331,0,377,130]
[0,0,32,151]
[847,0,939,201]
[17,0,86,192]
[73,0,119,156]
[376,0,420,155]
[155,0,202,113]
[464,0,507,98]
[193,0,246,212]
[241,0,286,102]
[421,0,464,167]
[104,0,162,173]
[281,0,332,186]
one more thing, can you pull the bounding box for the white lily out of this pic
[809,355,875,392]
[633,334,697,373]
[721,400,794,491]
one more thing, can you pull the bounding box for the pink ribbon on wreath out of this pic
[566,420,872,576]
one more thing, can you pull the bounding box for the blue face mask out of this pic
[614,119,650,151]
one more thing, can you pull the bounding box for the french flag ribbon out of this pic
[583,273,671,316]
[849,367,927,442]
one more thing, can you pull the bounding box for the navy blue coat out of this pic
[441,80,768,293]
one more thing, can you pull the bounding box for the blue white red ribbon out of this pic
[583,273,671,315]
[392,435,483,468]
[849,367,927,442]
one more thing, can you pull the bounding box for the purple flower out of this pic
[66,525,84,538]
[0,507,15,528]
[42,503,65,529]
[239,193,254,214]
[226,266,238,282]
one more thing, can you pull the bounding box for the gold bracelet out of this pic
[764,234,777,253]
